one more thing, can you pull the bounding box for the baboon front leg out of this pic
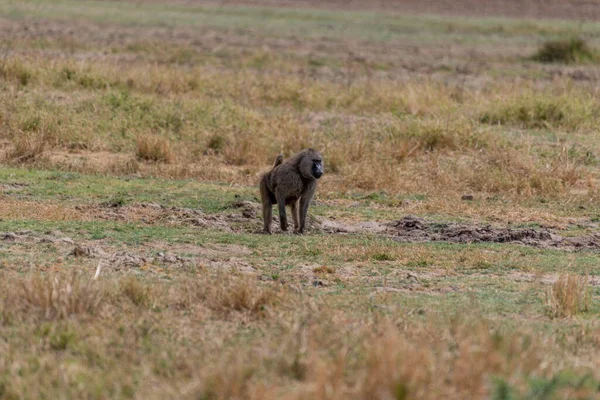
[276,193,288,231]
[291,200,300,232]
[298,194,313,234]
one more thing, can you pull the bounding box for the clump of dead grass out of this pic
[120,275,153,307]
[544,274,591,319]
[4,133,48,164]
[188,274,282,317]
[0,57,35,86]
[17,272,104,320]
[135,135,174,163]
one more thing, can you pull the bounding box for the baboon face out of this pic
[312,157,324,179]
[300,149,324,180]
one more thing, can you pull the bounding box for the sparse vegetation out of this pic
[0,0,599,398]
[17,272,103,320]
[532,37,597,64]
[5,133,48,164]
[135,134,174,163]
[545,274,591,318]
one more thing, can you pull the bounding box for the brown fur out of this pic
[260,149,324,234]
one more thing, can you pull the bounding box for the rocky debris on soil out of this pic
[387,215,600,250]
[0,183,29,191]
[1,231,76,245]
[2,232,19,241]
[71,245,105,258]
[68,244,188,266]
[312,279,326,287]
[112,251,149,268]
[394,215,427,231]
[156,252,186,263]
[40,235,75,244]
[231,200,260,219]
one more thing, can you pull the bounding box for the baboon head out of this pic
[299,148,324,180]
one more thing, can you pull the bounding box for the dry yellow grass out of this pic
[17,272,104,320]
[545,274,591,318]
[1,270,597,399]
[4,133,48,164]
[135,134,174,163]
[0,53,597,203]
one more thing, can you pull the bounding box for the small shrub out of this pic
[120,276,151,307]
[532,37,596,64]
[544,274,591,318]
[372,253,396,261]
[207,134,226,153]
[135,135,173,163]
[61,67,76,81]
[2,59,35,85]
[49,325,77,351]
[418,127,456,152]
[157,109,185,133]
[480,99,567,129]
[312,265,335,274]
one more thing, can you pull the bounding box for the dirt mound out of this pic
[387,216,600,250]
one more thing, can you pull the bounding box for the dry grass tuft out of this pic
[135,135,174,163]
[544,274,591,318]
[18,272,103,320]
[120,275,153,307]
[191,274,282,317]
[5,134,48,164]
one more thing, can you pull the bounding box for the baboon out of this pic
[260,148,324,234]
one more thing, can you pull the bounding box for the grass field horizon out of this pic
[1,1,600,399]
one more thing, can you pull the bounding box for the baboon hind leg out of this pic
[262,200,273,234]
[291,200,300,232]
[276,193,288,231]
[260,178,274,234]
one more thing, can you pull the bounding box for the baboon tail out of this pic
[273,154,283,168]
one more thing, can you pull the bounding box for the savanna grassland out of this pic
[2,0,600,399]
